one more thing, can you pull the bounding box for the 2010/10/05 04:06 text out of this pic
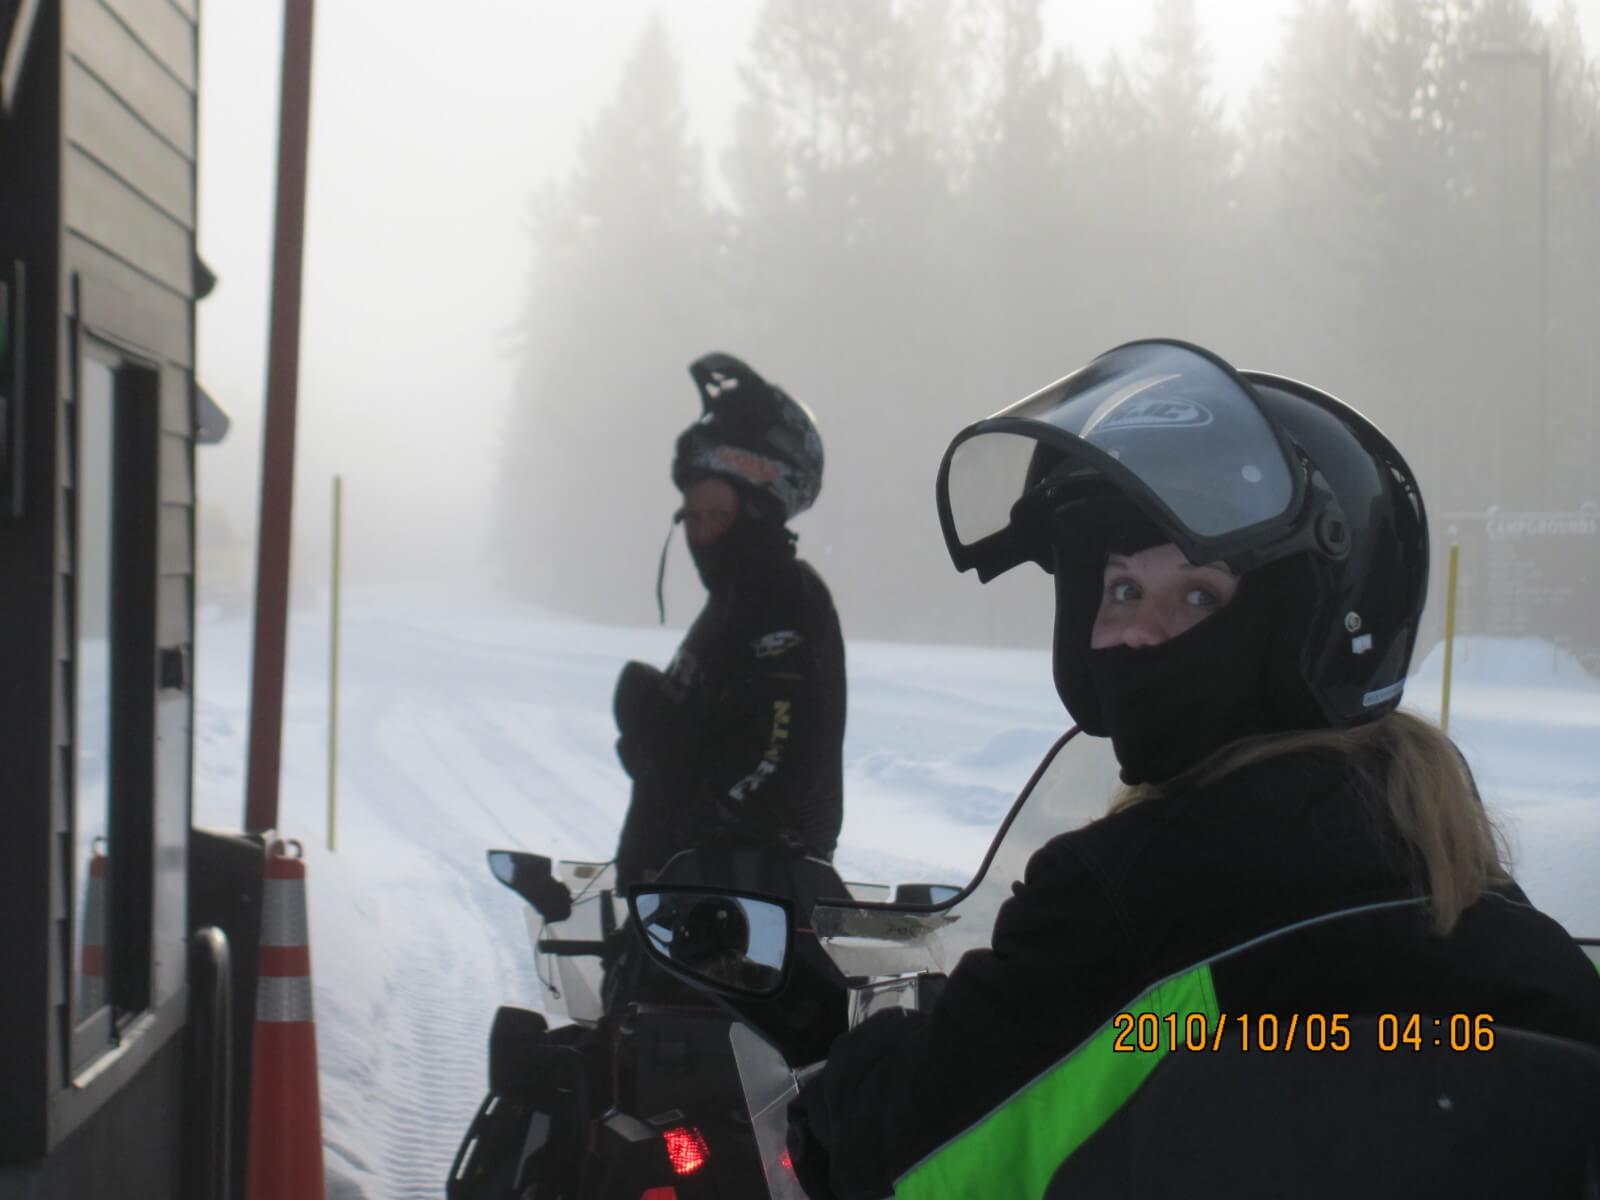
[1110,1012,1497,1053]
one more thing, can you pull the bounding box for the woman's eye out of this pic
[1185,588,1219,608]
[1107,580,1139,603]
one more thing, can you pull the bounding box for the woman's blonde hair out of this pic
[1108,710,1510,934]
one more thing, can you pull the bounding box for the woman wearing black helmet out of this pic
[610,352,846,889]
[786,340,1600,1198]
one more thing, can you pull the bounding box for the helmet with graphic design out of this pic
[672,353,824,520]
[935,339,1428,741]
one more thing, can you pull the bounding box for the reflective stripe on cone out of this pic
[79,848,108,1013]
[247,838,326,1200]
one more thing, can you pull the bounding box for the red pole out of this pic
[246,0,316,834]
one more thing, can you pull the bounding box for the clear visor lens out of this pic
[946,343,1297,552]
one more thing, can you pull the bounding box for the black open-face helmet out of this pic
[670,894,752,969]
[935,339,1428,729]
[672,353,824,520]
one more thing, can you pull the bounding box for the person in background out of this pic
[611,352,846,889]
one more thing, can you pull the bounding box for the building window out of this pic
[70,347,158,1070]
[71,355,115,1047]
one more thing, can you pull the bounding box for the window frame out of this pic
[66,333,160,1075]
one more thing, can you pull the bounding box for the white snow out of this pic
[191,589,1600,1200]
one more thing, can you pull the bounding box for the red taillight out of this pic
[639,1188,677,1200]
[662,1125,710,1176]
[781,1148,794,1172]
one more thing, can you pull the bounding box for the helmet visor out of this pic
[939,341,1303,578]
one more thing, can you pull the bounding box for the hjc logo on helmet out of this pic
[1096,397,1215,432]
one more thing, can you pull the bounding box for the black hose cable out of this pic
[655,512,683,625]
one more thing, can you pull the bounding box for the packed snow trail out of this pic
[192,586,1600,1200]
[192,590,1047,1198]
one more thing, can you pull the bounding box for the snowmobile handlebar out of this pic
[537,938,612,957]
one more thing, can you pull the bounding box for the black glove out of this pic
[613,661,680,738]
[613,661,689,782]
[513,858,573,923]
[705,786,745,833]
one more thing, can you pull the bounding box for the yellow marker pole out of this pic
[328,474,343,851]
[1440,543,1460,735]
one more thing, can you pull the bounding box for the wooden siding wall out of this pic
[53,0,197,1091]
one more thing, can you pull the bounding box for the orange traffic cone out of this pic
[247,838,326,1200]
[78,840,108,1014]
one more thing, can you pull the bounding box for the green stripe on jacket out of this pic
[894,963,1220,1199]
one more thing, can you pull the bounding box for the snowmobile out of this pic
[631,729,1600,1199]
[446,839,878,1199]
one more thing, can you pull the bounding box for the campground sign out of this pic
[1435,509,1600,675]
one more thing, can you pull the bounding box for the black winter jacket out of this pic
[791,747,1600,1199]
[613,552,845,886]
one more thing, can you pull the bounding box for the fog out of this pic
[195,0,1600,671]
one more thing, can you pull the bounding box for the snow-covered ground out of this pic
[191,585,1600,1200]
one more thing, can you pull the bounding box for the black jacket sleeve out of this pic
[788,834,1142,1199]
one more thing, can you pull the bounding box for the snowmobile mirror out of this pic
[488,850,517,886]
[891,883,962,906]
[486,850,573,923]
[628,886,793,1000]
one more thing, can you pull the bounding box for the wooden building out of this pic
[2,3,256,1197]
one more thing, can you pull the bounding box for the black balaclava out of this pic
[1051,497,1326,785]
[686,486,796,595]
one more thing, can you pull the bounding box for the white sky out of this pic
[195,0,1600,586]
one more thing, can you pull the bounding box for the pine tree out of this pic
[1543,0,1600,505]
[497,16,721,621]
[1063,0,1237,347]
[1235,0,1370,384]
[962,0,1077,383]
[1337,0,1470,507]
[720,0,976,639]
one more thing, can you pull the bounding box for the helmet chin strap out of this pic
[656,510,684,625]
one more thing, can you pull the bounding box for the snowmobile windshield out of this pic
[534,860,624,1025]
[731,1023,813,1200]
[937,341,1305,582]
[810,729,1124,977]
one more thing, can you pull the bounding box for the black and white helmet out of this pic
[935,339,1429,728]
[672,353,824,520]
